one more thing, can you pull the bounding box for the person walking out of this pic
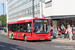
[67,25,73,41]
[64,27,67,38]
[52,26,57,39]
[61,24,64,31]
[61,24,65,38]
[57,26,61,38]
[72,25,75,40]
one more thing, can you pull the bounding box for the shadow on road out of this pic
[11,38,51,43]
[0,41,36,50]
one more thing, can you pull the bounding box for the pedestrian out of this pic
[52,26,57,39]
[57,26,61,38]
[67,25,73,41]
[51,26,53,36]
[72,25,75,40]
[61,24,65,38]
[64,27,67,38]
[61,24,64,32]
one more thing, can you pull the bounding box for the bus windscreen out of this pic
[33,19,50,33]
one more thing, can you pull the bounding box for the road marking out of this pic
[10,47,18,50]
[0,45,5,47]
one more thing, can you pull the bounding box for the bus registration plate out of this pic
[40,38,44,40]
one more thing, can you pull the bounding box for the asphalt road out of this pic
[0,32,75,50]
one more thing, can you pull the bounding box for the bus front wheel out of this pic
[24,35,27,41]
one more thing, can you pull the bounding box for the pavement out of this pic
[0,30,7,35]
[52,38,75,45]
[0,30,75,50]
[52,38,75,42]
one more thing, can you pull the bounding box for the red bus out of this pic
[8,18,51,41]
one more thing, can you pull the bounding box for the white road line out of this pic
[0,45,5,47]
[10,47,18,50]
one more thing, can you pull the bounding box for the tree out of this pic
[0,14,6,27]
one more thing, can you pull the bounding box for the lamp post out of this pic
[2,3,4,27]
[32,0,34,18]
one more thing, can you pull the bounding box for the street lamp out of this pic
[32,0,34,18]
[2,3,4,27]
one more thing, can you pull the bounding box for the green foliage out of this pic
[0,14,6,26]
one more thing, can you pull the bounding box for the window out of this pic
[25,9,29,16]
[29,7,32,15]
[21,10,25,15]
[27,23,32,32]
[8,0,31,12]
[8,22,32,32]
[8,4,40,19]
[33,19,50,33]
[8,25,12,31]
[7,0,13,4]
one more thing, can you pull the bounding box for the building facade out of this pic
[43,0,75,28]
[6,0,43,23]
[7,0,75,28]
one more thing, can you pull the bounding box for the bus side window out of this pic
[8,25,11,31]
[17,24,20,32]
[12,24,16,32]
[28,23,32,32]
[20,23,24,32]
[23,23,27,32]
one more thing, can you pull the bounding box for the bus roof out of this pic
[8,18,49,25]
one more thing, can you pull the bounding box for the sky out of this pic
[0,0,6,15]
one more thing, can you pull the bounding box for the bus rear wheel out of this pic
[24,36,27,41]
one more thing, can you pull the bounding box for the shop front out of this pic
[49,15,75,28]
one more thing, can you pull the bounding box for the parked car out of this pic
[0,27,3,30]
